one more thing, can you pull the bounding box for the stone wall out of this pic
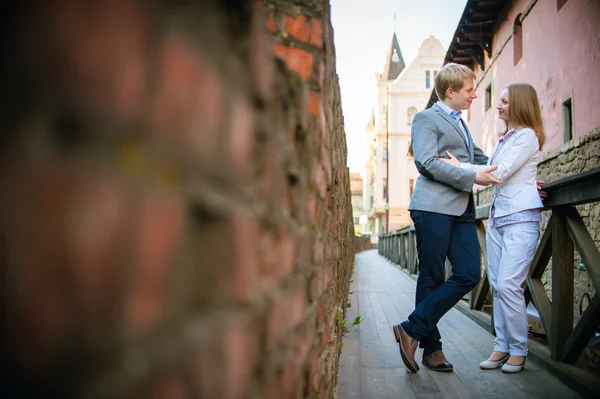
[0,1,354,398]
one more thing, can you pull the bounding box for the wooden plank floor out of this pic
[337,250,582,399]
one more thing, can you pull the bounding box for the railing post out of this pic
[551,209,574,361]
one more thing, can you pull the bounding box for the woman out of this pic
[441,83,545,373]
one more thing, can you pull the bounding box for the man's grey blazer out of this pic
[408,103,488,216]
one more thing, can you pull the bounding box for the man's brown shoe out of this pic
[393,324,419,373]
[422,350,453,372]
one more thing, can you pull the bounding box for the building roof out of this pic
[426,0,508,108]
[350,172,363,195]
[381,32,406,81]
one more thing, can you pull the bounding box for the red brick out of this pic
[266,373,283,399]
[309,92,322,116]
[315,166,327,199]
[310,19,324,47]
[267,287,306,352]
[257,224,295,292]
[139,373,187,399]
[258,229,278,291]
[258,144,286,206]
[315,203,324,226]
[231,214,258,301]
[221,318,256,399]
[64,176,134,340]
[267,298,286,352]
[151,35,224,157]
[317,302,327,325]
[320,148,332,181]
[272,42,314,80]
[265,10,277,32]
[188,316,257,399]
[250,21,274,101]
[313,239,324,264]
[310,271,326,301]
[298,324,316,363]
[0,162,132,367]
[325,269,334,287]
[318,58,326,87]
[284,15,323,48]
[125,193,185,336]
[309,349,323,391]
[229,96,255,177]
[43,0,149,118]
[281,352,303,396]
[275,224,296,277]
[305,194,316,222]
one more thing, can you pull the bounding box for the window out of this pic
[485,84,492,111]
[513,15,523,65]
[354,217,360,225]
[425,70,431,89]
[562,98,573,142]
[407,106,417,125]
[409,179,415,198]
[557,0,568,11]
[383,142,388,161]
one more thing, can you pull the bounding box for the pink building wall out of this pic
[468,0,600,155]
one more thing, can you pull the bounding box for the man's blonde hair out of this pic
[435,63,476,101]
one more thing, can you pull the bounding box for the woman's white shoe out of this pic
[479,353,510,370]
[501,358,527,373]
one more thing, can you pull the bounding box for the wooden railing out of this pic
[379,167,600,363]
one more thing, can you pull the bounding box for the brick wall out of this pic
[354,236,373,253]
[0,1,354,398]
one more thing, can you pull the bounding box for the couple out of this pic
[393,63,546,374]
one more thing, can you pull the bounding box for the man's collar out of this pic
[436,101,461,118]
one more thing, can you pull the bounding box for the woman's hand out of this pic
[536,180,547,200]
[438,151,460,168]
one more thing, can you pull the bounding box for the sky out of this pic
[330,0,468,172]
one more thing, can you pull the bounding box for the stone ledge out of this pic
[540,127,600,164]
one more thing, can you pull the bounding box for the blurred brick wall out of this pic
[354,237,372,254]
[0,1,354,398]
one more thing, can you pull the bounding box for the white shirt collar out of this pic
[436,101,462,119]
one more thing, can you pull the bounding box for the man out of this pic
[392,63,501,373]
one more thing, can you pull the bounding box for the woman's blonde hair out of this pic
[505,83,546,149]
[435,63,476,101]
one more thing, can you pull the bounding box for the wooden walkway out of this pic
[337,250,582,399]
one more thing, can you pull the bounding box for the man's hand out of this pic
[536,180,547,201]
[438,151,460,168]
[474,165,503,186]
